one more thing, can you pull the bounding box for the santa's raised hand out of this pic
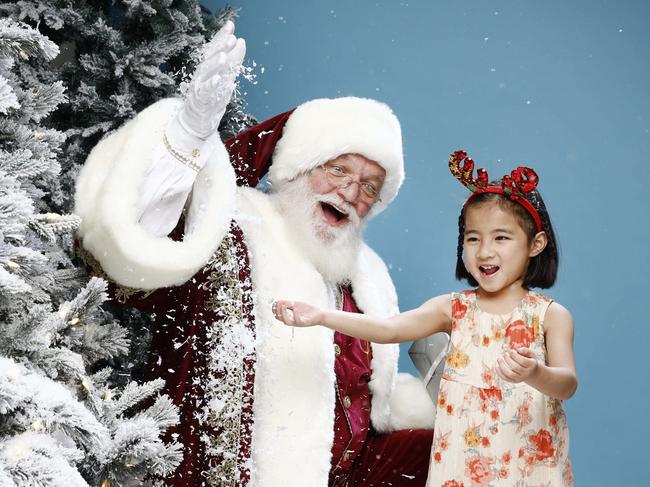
[273,300,325,327]
[177,20,246,139]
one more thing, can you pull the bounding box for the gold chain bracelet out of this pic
[163,133,202,173]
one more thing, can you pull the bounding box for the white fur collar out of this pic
[235,187,402,486]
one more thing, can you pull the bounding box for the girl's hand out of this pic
[496,347,539,384]
[272,300,325,327]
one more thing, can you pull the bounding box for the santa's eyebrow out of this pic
[364,174,384,184]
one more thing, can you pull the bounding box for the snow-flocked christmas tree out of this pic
[0,2,256,485]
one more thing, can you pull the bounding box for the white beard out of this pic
[271,175,365,285]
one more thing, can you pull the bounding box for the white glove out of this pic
[136,21,244,237]
[177,20,246,139]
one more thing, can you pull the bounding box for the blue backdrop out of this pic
[206,1,649,484]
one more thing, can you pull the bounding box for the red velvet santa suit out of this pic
[75,98,435,486]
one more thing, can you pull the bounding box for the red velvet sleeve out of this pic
[225,109,295,188]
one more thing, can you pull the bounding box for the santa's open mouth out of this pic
[319,202,350,226]
[479,265,500,277]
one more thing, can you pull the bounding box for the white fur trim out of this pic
[74,99,236,289]
[349,247,434,432]
[387,373,436,430]
[348,244,400,431]
[268,97,404,218]
[234,188,409,485]
[236,188,335,486]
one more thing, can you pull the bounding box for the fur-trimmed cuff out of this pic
[74,98,237,289]
[385,373,436,430]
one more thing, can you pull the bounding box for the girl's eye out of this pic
[495,235,509,241]
[331,165,344,175]
[465,236,479,243]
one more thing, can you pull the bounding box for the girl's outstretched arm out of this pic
[272,294,453,344]
[496,302,578,400]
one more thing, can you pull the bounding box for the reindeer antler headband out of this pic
[449,150,543,232]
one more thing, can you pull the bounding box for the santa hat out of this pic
[228,97,405,218]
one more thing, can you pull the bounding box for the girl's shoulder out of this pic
[544,300,573,322]
[526,292,573,329]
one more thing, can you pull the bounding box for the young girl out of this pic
[273,151,576,486]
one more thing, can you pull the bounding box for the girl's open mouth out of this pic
[479,265,500,276]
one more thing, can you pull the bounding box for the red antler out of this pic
[449,151,543,231]
[502,167,538,197]
[448,150,488,192]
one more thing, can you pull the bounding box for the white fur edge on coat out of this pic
[235,188,432,486]
[268,97,404,219]
[74,99,236,289]
[235,188,336,486]
[349,245,435,432]
[388,373,436,430]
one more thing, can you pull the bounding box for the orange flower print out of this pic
[481,436,490,448]
[516,395,532,432]
[447,349,470,369]
[518,448,525,458]
[490,409,499,421]
[447,404,454,415]
[480,370,494,386]
[442,481,465,487]
[491,322,504,342]
[528,429,555,462]
[498,467,509,479]
[479,387,502,402]
[549,413,560,434]
[502,451,511,464]
[439,392,447,407]
[452,299,468,319]
[465,455,495,486]
[482,335,490,347]
[524,292,539,306]
[464,426,481,447]
[531,315,540,339]
[505,320,534,349]
[434,451,442,463]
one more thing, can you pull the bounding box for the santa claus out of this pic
[75,21,434,486]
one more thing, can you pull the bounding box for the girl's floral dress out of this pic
[426,290,573,487]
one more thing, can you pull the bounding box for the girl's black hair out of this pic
[455,187,559,289]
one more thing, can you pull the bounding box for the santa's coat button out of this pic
[343,395,351,409]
